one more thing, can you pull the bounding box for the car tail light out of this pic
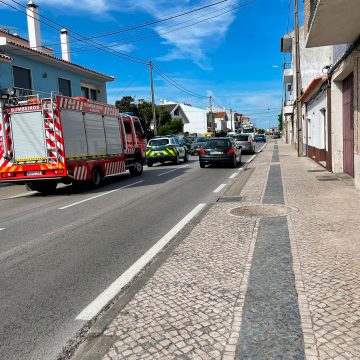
[199,148,206,155]
[227,148,235,155]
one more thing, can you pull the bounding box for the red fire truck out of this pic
[0,92,146,193]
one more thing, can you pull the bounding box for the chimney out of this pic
[26,1,41,50]
[60,29,71,62]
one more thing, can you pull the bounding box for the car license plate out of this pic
[211,151,222,155]
[26,171,43,176]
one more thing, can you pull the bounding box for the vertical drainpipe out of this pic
[327,80,332,172]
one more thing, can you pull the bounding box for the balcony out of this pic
[283,63,293,83]
[280,34,292,53]
[283,100,294,115]
[307,0,360,48]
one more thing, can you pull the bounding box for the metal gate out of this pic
[343,73,354,177]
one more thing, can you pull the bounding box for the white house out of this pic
[160,100,208,135]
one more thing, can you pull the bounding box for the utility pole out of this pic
[230,108,233,131]
[294,0,302,156]
[148,61,157,135]
[209,95,213,132]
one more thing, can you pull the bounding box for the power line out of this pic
[6,0,231,50]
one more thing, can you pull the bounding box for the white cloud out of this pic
[35,0,241,69]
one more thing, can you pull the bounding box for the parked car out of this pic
[272,132,281,139]
[190,137,208,155]
[182,137,195,152]
[198,137,242,168]
[255,134,266,142]
[146,136,188,166]
[233,134,256,154]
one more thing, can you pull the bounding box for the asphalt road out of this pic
[0,148,264,360]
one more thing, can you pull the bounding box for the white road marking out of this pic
[157,165,190,177]
[256,143,267,153]
[0,228,5,231]
[59,180,144,210]
[229,173,238,179]
[213,184,227,193]
[5,191,37,199]
[246,155,256,164]
[76,203,207,321]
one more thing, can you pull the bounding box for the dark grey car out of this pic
[232,134,255,154]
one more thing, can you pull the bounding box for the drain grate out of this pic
[229,204,297,218]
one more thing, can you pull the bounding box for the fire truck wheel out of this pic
[90,167,102,187]
[129,160,143,176]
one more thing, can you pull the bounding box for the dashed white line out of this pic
[213,184,227,193]
[76,203,206,321]
[0,228,5,231]
[246,155,256,164]
[59,180,144,210]
[5,191,37,199]
[229,173,238,179]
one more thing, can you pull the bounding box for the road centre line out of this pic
[0,228,5,231]
[229,173,238,179]
[213,184,227,193]
[76,203,206,321]
[58,180,144,210]
[5,191,37,200]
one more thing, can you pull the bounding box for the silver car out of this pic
[232,134,255,154]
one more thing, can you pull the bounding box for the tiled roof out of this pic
[213,112,226,118]
[0,53,12,61]
[5,40,114,81]
[0,30,53,51]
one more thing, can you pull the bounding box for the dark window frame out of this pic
[12,65,32,91]
[58,77,72,97]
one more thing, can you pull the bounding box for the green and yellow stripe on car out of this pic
[146,146,176,158]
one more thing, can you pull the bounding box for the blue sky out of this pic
[1,0,300,129]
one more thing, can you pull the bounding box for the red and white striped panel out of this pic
[73,166,88,181]
[44,109,65,165]
[58,97,84,111]
[0,113,14,170]
[105,161,126,176]
[125,148,136,155]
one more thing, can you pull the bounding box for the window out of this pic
[58,78,72,97]
[90,89,97,101]
[133,121,143,136]
[148,138,169,146]
[13,66,32,92]
[123,121,132,134]
[81,86,89,99]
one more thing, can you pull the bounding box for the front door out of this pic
[343,73,354,177]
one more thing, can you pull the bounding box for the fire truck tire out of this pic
[27,181,57,194]
[90,167,102,187]
[129,159,143,176]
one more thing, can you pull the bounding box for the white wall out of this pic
[305,91,327,150]
[181,105,208,134]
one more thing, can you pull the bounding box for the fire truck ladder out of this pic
[42,95,59,166]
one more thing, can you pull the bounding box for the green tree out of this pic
[278,112,283,131]
[257,128,266,134]
[158,118,184,136]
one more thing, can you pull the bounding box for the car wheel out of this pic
[147,160,153,167]
[173,153,180,165]
[200,162,205,168]
[184,151,189,162]
[231,155,237,168]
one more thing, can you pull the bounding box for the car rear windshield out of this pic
[242,128,254,133]
[194,138,207,143]
[233,135,249,141]
[206,139,231,148]
[148,138,169,146]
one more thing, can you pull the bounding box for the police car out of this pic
[146,136,189,167]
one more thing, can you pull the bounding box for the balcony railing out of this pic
[283,63,292,70]
[309,0,319,31]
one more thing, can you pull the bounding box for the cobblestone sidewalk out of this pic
[82,141,360,360]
